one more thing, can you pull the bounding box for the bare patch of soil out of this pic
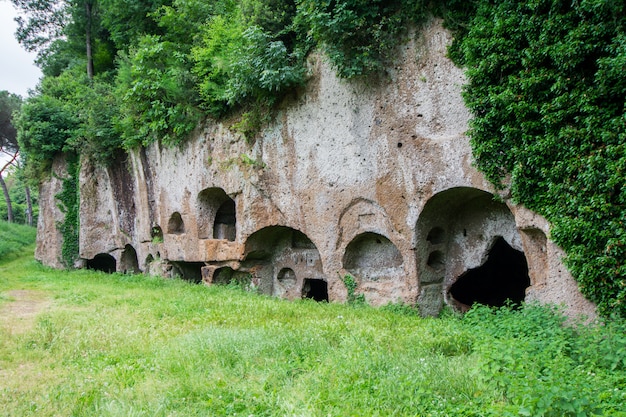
[0,290,52,335]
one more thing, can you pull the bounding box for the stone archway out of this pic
[120,244,140,274]
[242,226,326,300]
[343,232,403,282]
[197,188,236,240]
[416,187,531,315]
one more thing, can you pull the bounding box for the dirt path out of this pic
[0,289,52,335]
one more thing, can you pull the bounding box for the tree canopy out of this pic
[0,91,22,152]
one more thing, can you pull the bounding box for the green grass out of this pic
[1,247,625,416]
[0,220,37,260]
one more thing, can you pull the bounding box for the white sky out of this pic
[0,0,43,98]
[0,1,43,172]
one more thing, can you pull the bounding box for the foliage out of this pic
[14,0,437,153]
[341,273,365,305]
[15,93,78,178]
[464,304,626,416]
[452,0,626,316]
[1,251,626,415]
[16,67,122,176]
[11,0,69,60]
[0,220,36,259]
[56,154,80,268]
[116,35,201,148]
[0,171,39,225]
[297,0,428,78]
[0,91,22,150]
[99,0,171,51]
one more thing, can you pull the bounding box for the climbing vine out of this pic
[450,0,626,317]
[56,154,80,268]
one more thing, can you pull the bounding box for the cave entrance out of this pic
[302,279,328,302]
[87,253,116,273]
[449,237,530,308]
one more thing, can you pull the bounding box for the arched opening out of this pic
[343,232,403,281]
[151,225,163,242]
[302,279,328,302]
[212,267,251,286]
[449,237,530,308]
[277,267,297,289]
[416,187,529,316]
[243,226,324,298]
[167,212,185,234]
[197,188,236,240]
[213,199,236,241]
[87,253,116,273]
[120,244,140,274]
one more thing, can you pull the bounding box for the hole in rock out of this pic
[167,212,185,234]
[212,267,250,286]
[302,279,328,302]
[213,199,236,241]
[198,188,236,240]
[87,253,116,273]
[426,250,445,270]
[151,225,163,241]
[449,237,530,308]
[277,267,297,288]
[170,261,204,283]
[120,244,140,274]
[426,227,445,244]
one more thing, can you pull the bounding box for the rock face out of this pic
[36,19,597,318]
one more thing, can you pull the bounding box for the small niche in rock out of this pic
[212,267,251,286]
[170,261,204,283]
[277,267,297,288]
[151,225,163,241]
[426,227,445,244]
[87,253,116,273]
[213,199,236,241]
[343,232,403,281]
[302,278,328,302]
[449,237,530,308]
[167,212,185,234]
[426,250,445,271]
[120,244,140,274]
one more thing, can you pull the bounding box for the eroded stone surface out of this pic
[35,19,597,318]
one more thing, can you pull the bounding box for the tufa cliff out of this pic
[35,20,597,317]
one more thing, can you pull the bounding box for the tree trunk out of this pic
[0,174,13,223]
[25,185,33,226]
[85,1,94,79]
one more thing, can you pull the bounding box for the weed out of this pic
[341,273,365,305]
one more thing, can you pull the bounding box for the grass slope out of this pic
[0,221,37,260]
[1,248,625,416]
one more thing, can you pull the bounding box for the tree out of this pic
[11,0,113,79]
[0,91,23,223]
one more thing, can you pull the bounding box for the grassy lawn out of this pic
[1,224,625,416]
